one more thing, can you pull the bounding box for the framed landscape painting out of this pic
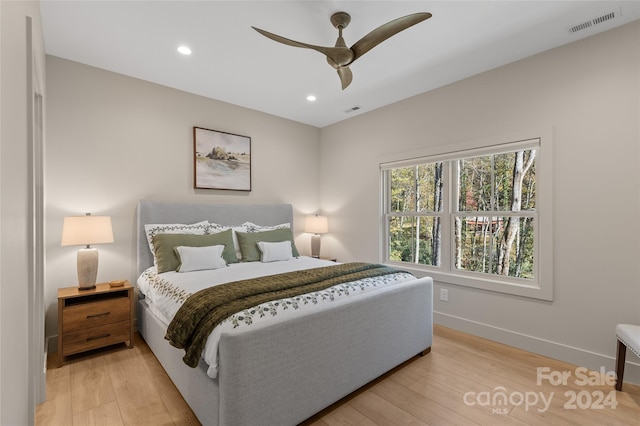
[194,127,251,191]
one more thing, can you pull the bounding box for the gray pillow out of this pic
[236,228,299,262]
[152,229,238,273]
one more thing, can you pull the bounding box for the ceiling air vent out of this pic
[568,8,620,34]
[344,106,362,113]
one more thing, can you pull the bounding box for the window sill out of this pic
[385,261,553,301]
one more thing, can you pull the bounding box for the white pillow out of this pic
[145,221,208,264]
[257,241,293,263]
[174,245,227,272]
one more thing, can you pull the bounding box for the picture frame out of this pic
[193,126,251,191]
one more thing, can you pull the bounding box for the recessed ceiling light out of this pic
[306,95,317,102]
[177,45,192,55]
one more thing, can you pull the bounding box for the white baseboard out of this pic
[434,311,640,386]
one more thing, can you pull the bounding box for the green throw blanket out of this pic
[166,262,406,367]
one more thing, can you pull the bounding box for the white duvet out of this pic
[137,257,415,378]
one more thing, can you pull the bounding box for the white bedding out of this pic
[137,256,415,378]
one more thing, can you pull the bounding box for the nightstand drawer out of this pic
[62,320,131,356]
[62,297,130,331]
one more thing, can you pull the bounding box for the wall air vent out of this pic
[568,8,620,34]
[345,106,362,113]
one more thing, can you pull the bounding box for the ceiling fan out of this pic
[252,11,432,90]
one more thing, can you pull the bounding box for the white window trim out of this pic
[379,128,553,301]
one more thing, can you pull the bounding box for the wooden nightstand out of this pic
[57,281,134,366]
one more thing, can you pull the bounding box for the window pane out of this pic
[494,215,535,279]
[416,163,444,212]
[454,215,534,279]
[494,153,514,211]
[521,151,536,211]
[494,150,536,212]
[388,216,414,262]
[417,215,441,266]
[388,215,441,266]
[390,163,443,213]
[455,216,496,274]
[458,157,492,212]
[458,150,536,213]
[390,167,415,212]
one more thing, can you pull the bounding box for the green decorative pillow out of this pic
[152,229,238,273]
[236,228,299,262]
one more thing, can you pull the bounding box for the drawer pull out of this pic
[86,333,111,341]
[86,311,110,319]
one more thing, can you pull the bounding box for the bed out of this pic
[135,200,433,426]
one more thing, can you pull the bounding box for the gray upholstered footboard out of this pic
[217,276,433,426]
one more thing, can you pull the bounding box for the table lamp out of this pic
[305,215,328,258]
[61,213,114,290]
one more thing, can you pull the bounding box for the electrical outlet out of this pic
[440,288,449,302]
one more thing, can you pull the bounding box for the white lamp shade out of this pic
[305,215,328,234]
[61,215,114,246]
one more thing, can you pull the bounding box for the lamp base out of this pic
[78,285,96,291]
[77,247,99,289]
[311,234,321,258]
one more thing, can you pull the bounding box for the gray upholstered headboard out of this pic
[137,200,294,276]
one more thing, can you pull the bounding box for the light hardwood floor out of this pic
[37,325,640,425]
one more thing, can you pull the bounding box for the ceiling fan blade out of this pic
[337,66,353,90]
[350,12,432,61]
[252,26,347,63]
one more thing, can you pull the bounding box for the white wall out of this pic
[1,1,46,423]
[45,56,321,338]
[320,21,640,383]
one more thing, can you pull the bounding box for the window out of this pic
[381,134,552,300]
